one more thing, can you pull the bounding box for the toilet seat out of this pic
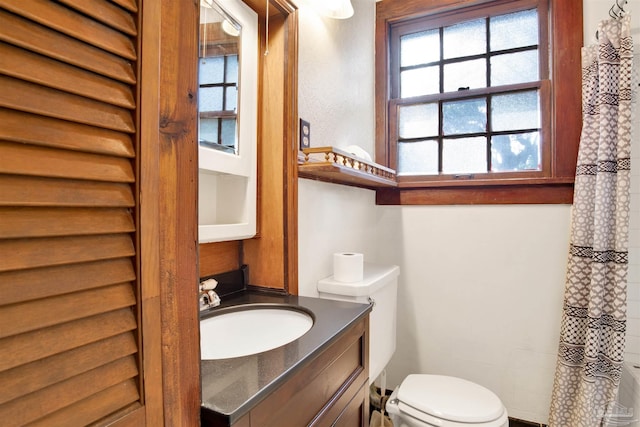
[386,374,508,427]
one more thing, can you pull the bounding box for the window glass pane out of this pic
[398,140,438,175]
[221,118,237,151]
[443,98,486,135]
[399,103,438,138]
[401,30,440,67]
[492,91,540,132]
[491,50,539,86]
[443,19,485,59]
[491,132,540,171]
[226,55,238,84]
[225,87,238,111]
[490,9,538,51]
[199,118,219,146]
[199,57,224,84]
[199,87,223,112]
[442,137,486,173]
[401,66,440,98]
[443,59,486,92]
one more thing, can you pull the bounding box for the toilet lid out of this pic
[397,374,505,423]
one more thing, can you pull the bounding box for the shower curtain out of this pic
[548,15,634,427]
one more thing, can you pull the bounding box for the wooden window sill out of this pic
[297,147,573,205]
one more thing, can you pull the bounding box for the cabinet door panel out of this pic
[251,317,368,427]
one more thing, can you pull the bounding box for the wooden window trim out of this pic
[375,0,583,205]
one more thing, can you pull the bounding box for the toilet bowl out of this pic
[385,374,509,427]
[316,263,508,427]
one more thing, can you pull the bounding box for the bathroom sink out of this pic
[200,305,314,359]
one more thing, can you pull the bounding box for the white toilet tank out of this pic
[318,263,399,384]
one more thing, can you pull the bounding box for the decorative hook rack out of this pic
[609,0,627,19]
[597,0,628,39]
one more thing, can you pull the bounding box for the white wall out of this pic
[297,0,639,423]
[297,0,383,294]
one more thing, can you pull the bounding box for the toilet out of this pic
[317,263,508,427]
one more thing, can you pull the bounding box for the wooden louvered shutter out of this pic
[0,0,151,425]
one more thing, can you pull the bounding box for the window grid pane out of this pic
[491,131,541,172]
[490,9,538,51]
[443,59,486,92]
[399,103,439,138]
[401,29,440,67]
[443,18,486,59]
[490,50,539,86]
[395,6,542,177]
[401,66,440,98]
[491,90,540,132]
[442,137,487,174]
[398,140,439,175]
[442,98,486,135]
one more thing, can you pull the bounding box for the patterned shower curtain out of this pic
[548,15,634,427]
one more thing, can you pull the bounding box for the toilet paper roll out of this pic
[333,252,364,283]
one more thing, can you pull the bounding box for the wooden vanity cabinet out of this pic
[204,316,369,427]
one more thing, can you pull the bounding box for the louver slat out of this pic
[0,355,139,426]
[0,175,135,207]
[27,380,143,427]
[0,76,135,132]
[58,0,138,36]
[0,43,135,108]
[0,109,135,157]
[0,141,135,182]
[0,283,136,338]
[0,207,135,239]
[0,308,137,372]
[110,0,139,13]
[0,10,136,84]
[0,259,136,305]
[0,234,136,272]
[0,333,137,404]
[0,0,137,60]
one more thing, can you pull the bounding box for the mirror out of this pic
[199,0,241,155]
[198,0,258,243]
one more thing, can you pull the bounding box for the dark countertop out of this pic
[200,291,371,426]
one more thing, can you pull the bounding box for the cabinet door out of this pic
[332,383,368,427]
[0,0,159,424]
[249,317,368,427]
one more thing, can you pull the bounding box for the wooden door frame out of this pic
[139,0,201,425]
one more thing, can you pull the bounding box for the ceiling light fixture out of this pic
[314,0,354,19]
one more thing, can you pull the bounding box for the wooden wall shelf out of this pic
[298,146,397,189]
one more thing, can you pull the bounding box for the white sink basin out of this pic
[200,305,314,359]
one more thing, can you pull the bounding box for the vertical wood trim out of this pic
[156,0,200,424]
[550,0,582,178]
[243,14,287,290]
[374,4,390,166]
[243,1,298,294]
[283,8,299,295]
[139,0,165,425]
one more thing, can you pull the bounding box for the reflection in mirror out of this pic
[199,0,241,155]
[197,0,257,243]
